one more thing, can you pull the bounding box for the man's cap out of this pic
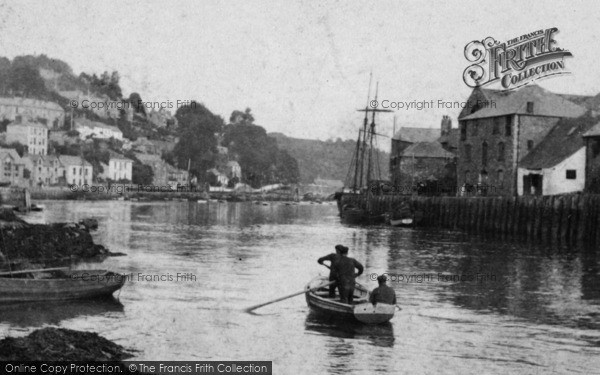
[339,246,349,254]
[334,244,344,252]
[377,275,387,283]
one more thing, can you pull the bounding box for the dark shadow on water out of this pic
[304,311,395,348]
[0,297,124,327]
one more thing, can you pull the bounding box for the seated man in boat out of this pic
[369,275,397,305]
[317,244,343,297]
[332,246,364,304]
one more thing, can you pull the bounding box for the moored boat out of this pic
[389,217,414,227]
[305,276,395,324]
[0,269,126,303]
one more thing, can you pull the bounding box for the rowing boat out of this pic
[305,276,395,324]
[0,269,126,303]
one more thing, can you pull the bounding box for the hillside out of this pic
[269,133,389,184]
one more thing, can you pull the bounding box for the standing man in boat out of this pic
[332,246,364,304]
[369,275,397,305]
[317,244,344,298]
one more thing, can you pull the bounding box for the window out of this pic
[498,142,505,161]
[482,141,488,167]
[72,167,76,175]
[493,117,500,134]
[526,101,534,114]
[465,170,471,184]
[460,121,467,141]
[465,144,472,161]
[4,160,11,177]
[527,140,534,150]
[498,169,504,184]
[505,116,512,136]
[472,120,479,136]
[566,170,576,179]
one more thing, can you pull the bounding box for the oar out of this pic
[245,280,335,313]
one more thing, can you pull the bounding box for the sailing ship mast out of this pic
[353,73,372,191]
[366,82,379,185]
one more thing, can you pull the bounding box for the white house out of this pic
[518,119,594,196]
[226,161,242,179]
[75,118,123,141]
[59,155,93,186]
[99,154,133,182]
[6,118,48,155]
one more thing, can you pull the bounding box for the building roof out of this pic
[392,127,440,143]
[134,152,163,164]
[438,128,460,149]
[0,148,23,162]
[459,85,588,121]
[7,120,48,129]
[520,117,597,169]
[75,118,121,133]
[59,155,92,167]
[0,97,64,112]
[107,151,133,162]
[400,141,455,159]
[583,122,600,137]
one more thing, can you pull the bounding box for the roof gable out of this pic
[459,85,587,120]
[392,127,440,143]
[520,116,597,169]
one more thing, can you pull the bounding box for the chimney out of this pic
[441,115,452,136]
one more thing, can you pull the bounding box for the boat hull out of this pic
[305,276,394,324]
[0,270,126,303]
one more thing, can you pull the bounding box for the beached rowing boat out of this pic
[305,276,395,324]
[0,269,126,303]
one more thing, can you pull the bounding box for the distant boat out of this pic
[338,76,392,225]
[0,268,126,303]
[305,276,395,324]
[389,217,413,227]
[30,204,44,212]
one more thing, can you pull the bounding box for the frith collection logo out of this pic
[463,27,572,90]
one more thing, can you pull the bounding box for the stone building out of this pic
[390,116,457,188]
[394,142,456,193]
[457,85,587,196]
[0,148,26,186]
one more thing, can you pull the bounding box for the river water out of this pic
[1,200,599,374]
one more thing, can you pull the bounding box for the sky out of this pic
[0,0,599,149]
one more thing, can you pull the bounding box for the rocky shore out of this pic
[0,327,134,361]
[0,209,118,269]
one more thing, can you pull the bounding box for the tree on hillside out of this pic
[173,101,223,182]
[6,64,47,97]
[129,92,146,116]
[229,108,254,125]
[79,70,123,100]
[222,123,299,187]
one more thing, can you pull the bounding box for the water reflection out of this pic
[0,297,123,327]
[12,200,600,373]
[305,312,395,348]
